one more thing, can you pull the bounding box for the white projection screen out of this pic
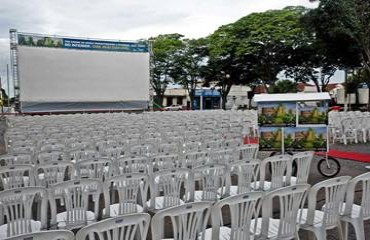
[17,41,149,113]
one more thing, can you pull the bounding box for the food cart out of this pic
[254,93,340,177]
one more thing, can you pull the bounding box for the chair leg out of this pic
[341,221,348,240]
[352,220,365,240]
[313,228,326,240]
[337,223,344,240]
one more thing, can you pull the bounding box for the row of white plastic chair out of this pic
[329,111,370,144]
[2,172,369,240]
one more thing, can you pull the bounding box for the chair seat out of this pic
[335,203,367,220]
[202,227,233,240]
[146,197,185,210]
[298,209,326,228]
[56,210,95,228]
[251,218,292,239]
[283,176,297,185]
[225,185,256,196]
[0,220,41,239]
[102,203,144,217]
[251,181,272,191]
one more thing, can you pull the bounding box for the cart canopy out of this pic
[254,93,331,103]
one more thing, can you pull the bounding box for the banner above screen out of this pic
[17,33,149,53]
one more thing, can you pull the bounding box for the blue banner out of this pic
[18,33,149,53]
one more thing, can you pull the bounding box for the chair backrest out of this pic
[158,143,180,155]
[69,150,99,163]
[231,159,260,194]
[259,155,292,191]
[212,192,264,240]
[35,162,74,187]
[103,173,149,216]
[37,151,65,164]
[191,164,231,201]
[152,154,180,171]
[99,146,125,160]
[0,165,34,190]
[238,144,259,161]
[115,156,150,174]
[292,151,314,184]
[344,172,370,220]
[129,143,156,157]
[0,187,47,238]
[209,148,237,164]
[0,154,34,166]
[4,230,75,240]
[76,214,150,240]
[182,151,209,169]
[261,185,310,239]
[149,168,191,210]
[182,141,204,153]
[75,158,113,180]
[306,176,351,227]
[151,202,212,240]
[40,143,65,153]
[49,179,102,230]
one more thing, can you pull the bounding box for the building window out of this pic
[177,97,183,105]
[167,97,173,106]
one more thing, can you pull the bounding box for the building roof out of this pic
[254,93,331,102]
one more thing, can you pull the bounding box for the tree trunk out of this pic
[221,95,227,110]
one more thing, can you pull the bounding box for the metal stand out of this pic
[9,29,20,112]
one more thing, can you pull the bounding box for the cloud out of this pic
[0,0,318,94]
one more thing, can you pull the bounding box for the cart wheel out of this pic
[317,157,341,177]
[268,151,297,176]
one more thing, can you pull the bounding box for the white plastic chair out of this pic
[0,187,48,239]
[290,151,314,185]
[152,154,180,171]
[49,179,102,230]
[237,144,259,161]
[254,155,292,191]
[0,165,34,190]
[341,172,370,240]
[69,150,99,164]
[229,159,260,195]
[76,214,150,240]
[35,162,74,187]
[151,202,212,240]
[209,148,237,165]
[75,158,113,181]
[0,154,34,166]
[147,168,191,211]
[37,151,66,164]
[252,184,309,240]
[182,151,209,169]
[115,156,150,174]
[299,176,351,240]
[103,173,149,217]
[4,230,74,240]
[207,191,264,240]
[190,164,230,202]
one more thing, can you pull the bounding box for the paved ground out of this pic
[1,117,370,239]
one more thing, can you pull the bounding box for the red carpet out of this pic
[316,150,370,163]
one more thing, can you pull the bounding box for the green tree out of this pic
[149,34,183,107]
[271,80,298,93]
[233,6,310,88]
[309,0,369,72]
[171,38,208,110]
[295,0,364,92]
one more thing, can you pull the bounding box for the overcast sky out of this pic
[0,0,320,94]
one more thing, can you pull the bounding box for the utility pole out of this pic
[6,64,10,108]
